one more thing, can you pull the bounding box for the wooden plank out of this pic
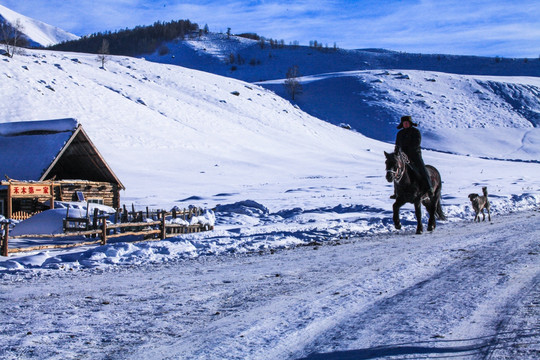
[8,230,100,239]
[161,213,166,239]
[108,221,160,229]
[7,240,102,254]
[107,229,161,239]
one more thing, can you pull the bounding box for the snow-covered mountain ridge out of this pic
[142,34,540,159]
[144,33,540,81]
[0,4,78,47]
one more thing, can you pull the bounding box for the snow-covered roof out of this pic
[0,119,124,189]
[0,119,77,181]
[0,118,77,136]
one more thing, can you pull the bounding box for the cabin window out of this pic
[87,198,104,205]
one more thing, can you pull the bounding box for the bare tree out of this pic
[284,65,302,101]
[97,39,110,68]
[1,19,25,57]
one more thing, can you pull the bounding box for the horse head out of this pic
[384,150,408,183]
[384,151,397,183]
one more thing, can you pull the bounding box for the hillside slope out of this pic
[260,70,540,160]
[0,4,78,47]
[2,4,537,161]
[145,34,540,159]
[0,48,385,209]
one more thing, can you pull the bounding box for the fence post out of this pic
[161,211,166,240]
[92,208,99,237]
[115,209,120,234]
[122,204,128,222]
[101,218,108,245]
[1,222,9,257]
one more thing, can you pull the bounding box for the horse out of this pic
[384,150,445,234]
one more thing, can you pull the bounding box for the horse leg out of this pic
[427,199,436,231]
[414,200,423,234]
[393,199,405,230]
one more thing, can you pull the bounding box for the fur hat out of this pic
[397,115,418,129]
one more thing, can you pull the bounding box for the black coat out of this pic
[395,127,432,188]
[395,127,422,159]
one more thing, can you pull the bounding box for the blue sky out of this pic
[2,0,539,58]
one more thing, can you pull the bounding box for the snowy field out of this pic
[0,41,539,359]
[1,210,539,359]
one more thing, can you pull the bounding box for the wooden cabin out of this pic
[0,119,124,219]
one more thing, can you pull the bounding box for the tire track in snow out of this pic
[296,213,540,359]
[484,273,540,359]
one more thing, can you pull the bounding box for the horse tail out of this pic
[429,165,446,221]
[436,199,446,220]
[435,182,446,220]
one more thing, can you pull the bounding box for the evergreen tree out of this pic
[49,19,199,56]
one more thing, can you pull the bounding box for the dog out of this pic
[468,186,491,222]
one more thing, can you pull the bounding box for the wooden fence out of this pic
[11,210,42,221]
[0,211,213,256]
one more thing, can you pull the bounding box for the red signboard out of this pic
[9,184,52,197]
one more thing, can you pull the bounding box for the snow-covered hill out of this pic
[2,4,537,161]
[0,49,380,209]
[145,34,540,159]
[144,33,540,81]
[1,47,539,267]
[261,70,540,160]
[0,4,78,47]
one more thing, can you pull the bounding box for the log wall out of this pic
[56,180,120,208]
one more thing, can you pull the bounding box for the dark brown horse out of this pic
[384,150,445,234]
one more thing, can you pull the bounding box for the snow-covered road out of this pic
[1,210,539,360]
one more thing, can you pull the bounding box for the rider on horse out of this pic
[391,115,433,198]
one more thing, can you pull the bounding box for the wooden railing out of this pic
[11,210,42,221]
[0,214,213,256]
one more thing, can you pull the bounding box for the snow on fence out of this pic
[0,208,213,256]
